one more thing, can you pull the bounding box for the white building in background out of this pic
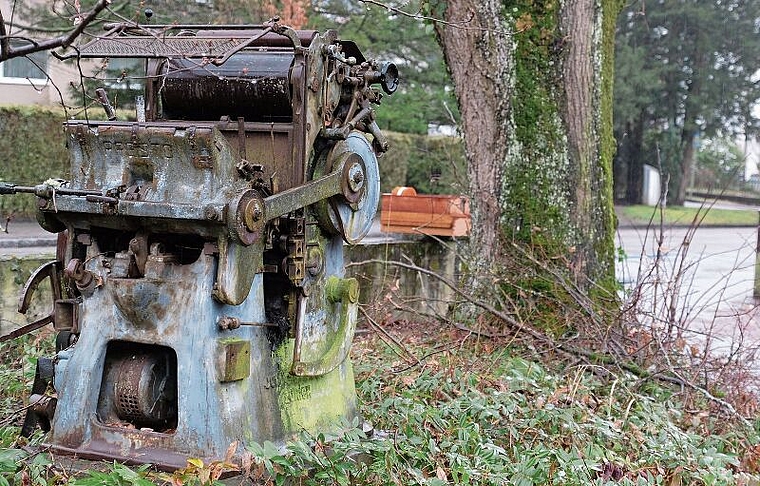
[742,138,760,179]
[427,123,458,137]
[0,0,80,106]
[641,164,662,206]
[742,138,760,193]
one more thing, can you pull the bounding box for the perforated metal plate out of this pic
[74,36,240,58]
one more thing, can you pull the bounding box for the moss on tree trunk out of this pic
[436,0,621,316]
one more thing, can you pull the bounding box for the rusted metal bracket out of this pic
[20,357,55,437]
[213,238,263,305]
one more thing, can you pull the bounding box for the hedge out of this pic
[0,105,466,219]
[382,132,466,195]
[0,105,70,219]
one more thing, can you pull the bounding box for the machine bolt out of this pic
[347,163,365,193]
[218,316,241,330]
[204,206,219,221]
[218,315,277,330]
[243,198,264,232]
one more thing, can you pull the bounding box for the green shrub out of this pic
[383,132,466,195]
[0,106,69,219]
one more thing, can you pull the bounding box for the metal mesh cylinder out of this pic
[111,353,174,427]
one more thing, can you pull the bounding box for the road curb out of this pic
[0,238,57,249]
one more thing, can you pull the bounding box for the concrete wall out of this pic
[0,254,55,339]
[345,238,461,321]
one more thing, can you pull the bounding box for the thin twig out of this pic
[0,0,111,61]
[359,306,419,365]
[357,0,489,32]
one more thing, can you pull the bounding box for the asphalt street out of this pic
[0,220,56,257]
[617,225,760,355]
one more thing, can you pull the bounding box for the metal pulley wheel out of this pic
[228,189,266,245]
[313,132,380,244]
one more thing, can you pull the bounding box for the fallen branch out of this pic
[359,306,419,365]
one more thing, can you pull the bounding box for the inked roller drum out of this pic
[159,52,294,122]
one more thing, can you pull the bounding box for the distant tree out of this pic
[694,137,745,190]
[612,39,659,204]
[614,0,760,205]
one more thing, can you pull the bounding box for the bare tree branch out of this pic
[3,1,130,36]
[0,0,111,62]
[356,0,517,35]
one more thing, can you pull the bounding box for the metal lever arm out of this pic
[0,181,101,199]
[263,167,344,222]
[0,261,63,342]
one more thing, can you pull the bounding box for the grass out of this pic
[617,204,759,227]
[2,323,760,485]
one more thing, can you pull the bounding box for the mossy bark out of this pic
[436,0,621,296]
[436,0,514,258]
[558,0,620,292]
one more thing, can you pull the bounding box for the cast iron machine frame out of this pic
[0,18,398,469]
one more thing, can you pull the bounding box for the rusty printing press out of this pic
[0,19,397,468]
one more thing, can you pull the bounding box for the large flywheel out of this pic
[313,132,380,244]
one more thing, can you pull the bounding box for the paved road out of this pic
[0,220,56,257]
[617,225,760,355]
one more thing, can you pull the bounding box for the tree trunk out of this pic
[614,118,645,205]
[436,0,619,291]
[677,128,697,205]
[435,0,513,259]
[673,35,706,206]
[560,0,616,284]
